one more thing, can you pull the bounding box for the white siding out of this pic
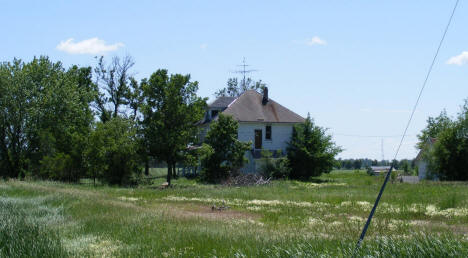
[237,122,294,152]
[417,160,427,180]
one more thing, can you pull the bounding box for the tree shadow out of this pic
[294,177,333,184]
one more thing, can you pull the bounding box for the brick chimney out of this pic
[262,87,269,105]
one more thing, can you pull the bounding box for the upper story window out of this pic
[265,125,272,140]
[211,110,219,118]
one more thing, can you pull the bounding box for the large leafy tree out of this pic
[287,114,342,180]
[0,57,96,180]
[93,55,146,181]
[141,69,206,186]
[202,114,251,182]
[430,99,468,180]
[215,77,266,97]
[416,110,453,150]
[85,117,140,185]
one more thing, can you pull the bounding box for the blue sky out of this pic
[2,1,467,159]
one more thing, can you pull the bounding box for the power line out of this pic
[333,133,416,138]
[356,0,460,249]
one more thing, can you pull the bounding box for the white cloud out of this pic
[306,36,327,46]
[447,51,468,65]
[200,43,208,50]
[56,38,124,55]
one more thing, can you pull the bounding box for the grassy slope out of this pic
[1,170,468,257]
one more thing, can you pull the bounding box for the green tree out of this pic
[201,114,251,182]
[430,99,468,180]
[215,77,266,97]
[400,159,410,173]
[417,110,453,150]
[85,117,140,185]
[0,57,95,180]
[140,69,206,186]
[287,114,342,180]
[353,159,362,170]
[93,55,140,122]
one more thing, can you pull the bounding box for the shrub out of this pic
[259,150,275,178]
[287,114,342,180]
[271,157,291,179]
[201,114,250,183]
[259,150,291,179]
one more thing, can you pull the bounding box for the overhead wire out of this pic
[356,0,460,249]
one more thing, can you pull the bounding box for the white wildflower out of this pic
[308,218,323,226]
[409,220,429,226]
[246,206,262,211]
[356,201,372,210]
[329,221,343,228]
[338,201,352,208]
[408,203,424,213]
[118,196,140,202]
[380,203,401,214]
[349,216,366,223]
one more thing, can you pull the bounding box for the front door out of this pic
[254,129,262,149]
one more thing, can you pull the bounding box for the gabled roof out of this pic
[221,90,304,123]
[209,96,236,108]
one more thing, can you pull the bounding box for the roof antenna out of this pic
[233,57,258,90]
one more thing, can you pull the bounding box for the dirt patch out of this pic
[8,181,259,223]
[156,202,260,221]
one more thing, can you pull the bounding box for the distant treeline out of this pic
[336,158,415,172]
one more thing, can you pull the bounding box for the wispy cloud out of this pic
[305,36,327,46]
[447,51,468,65]
[56,38,124,55]
[200,43,208,50]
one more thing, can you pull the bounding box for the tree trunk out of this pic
[166,162,172,186]
[144,158,149,176]
[172,163,177,179]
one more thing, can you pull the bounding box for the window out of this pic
[211,110,218,118]
[265,125,272,140]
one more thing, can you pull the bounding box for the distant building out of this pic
[199,88,304,173]
[369,166,393,175]
[415,138,437,180]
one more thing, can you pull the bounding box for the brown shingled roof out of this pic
[221,90,304,123]
[209,96,236,108]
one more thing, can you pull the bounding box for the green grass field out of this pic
[1,170,468,257]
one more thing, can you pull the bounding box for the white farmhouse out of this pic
[199,88,304,172]
[415,137,437,180]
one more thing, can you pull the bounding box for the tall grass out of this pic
[1,171,468,257]
[0,197,68,258]
[233,234,468,257]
